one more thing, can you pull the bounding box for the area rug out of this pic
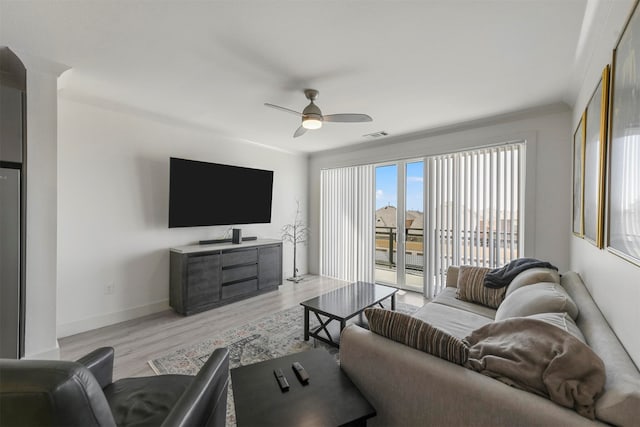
[148,301,420,426]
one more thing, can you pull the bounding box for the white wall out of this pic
[570,0,640,366]
[57,96,308,337]
[308,104,572,275]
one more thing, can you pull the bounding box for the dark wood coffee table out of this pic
[300,281,398,348]
[231,348,376,427]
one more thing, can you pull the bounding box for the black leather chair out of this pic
[0,346,229,427]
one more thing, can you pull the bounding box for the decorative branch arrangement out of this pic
[281,200,309,283]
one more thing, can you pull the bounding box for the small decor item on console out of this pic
[232,228,242,244]
[281,200,309,283]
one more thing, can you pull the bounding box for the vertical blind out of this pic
[320,165,375,282]
[427,142,525,297]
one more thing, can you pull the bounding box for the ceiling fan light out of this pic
[302,116,322,130]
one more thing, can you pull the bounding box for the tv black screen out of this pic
[169,158,273,228]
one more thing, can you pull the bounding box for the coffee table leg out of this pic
[304,307,310,341]
[391,294,396,311]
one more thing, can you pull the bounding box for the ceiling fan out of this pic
[265,89,372,138]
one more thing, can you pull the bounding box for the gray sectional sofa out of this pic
[340,266,640,426]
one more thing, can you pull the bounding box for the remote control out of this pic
[273,368,290,392]
[292,362,310,384]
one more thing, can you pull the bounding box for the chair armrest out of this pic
[76,347,115,389]
[162,347,230,427]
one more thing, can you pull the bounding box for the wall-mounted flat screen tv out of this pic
[169,157,273,228]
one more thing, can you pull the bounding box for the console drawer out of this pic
[222,264,258,283]
[222,248,258,267]
[222,279,258,299]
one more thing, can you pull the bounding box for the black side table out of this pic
[230,348,376,427]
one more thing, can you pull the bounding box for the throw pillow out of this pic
[365,308,468,365]
[456,265,506,309]
[505,267,561,297]
[495,282,579,320]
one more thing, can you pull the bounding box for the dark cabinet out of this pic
[186,253,221,309]
[258,245,282,289]
[170,240,282,315]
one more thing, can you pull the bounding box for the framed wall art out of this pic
[583,66,609,248]
[572,115,585,237]
[608,1,640,264]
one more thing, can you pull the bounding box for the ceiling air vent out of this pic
[363,131,389,139]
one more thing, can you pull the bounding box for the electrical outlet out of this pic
[105,282,115,295]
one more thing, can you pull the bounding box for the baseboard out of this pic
[57,299,170,338]
[24,343,60,360]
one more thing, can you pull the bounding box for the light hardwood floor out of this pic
[59,276,427,380]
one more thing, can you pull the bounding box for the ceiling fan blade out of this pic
[293,126,307,138]
[323,113,372,123]
[264,103,302,116]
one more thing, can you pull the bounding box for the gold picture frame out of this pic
[572,115,585,237]
[583,66,610,248]
[608,0,640,265]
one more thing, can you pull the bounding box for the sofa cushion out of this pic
[495,282,579,320]
[506,267,561,297]
[412,302,493,340]
[365,308,468,365]
[456,265,506,309]
[432,288,496,319]
[526,312,585,343]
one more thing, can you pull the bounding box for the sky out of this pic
[376,161,424,211]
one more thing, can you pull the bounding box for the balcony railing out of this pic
[376,227,423,271]
[375,226,519,270]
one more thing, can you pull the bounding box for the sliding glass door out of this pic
[320,141,524,298]
[375,160,424,293]
[374,164,398,285]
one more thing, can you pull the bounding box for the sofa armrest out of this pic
[162,347,230,427]
[76,347,114,389]
[340,325,603,427]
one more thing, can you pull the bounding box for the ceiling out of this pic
[0,1,617,153]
